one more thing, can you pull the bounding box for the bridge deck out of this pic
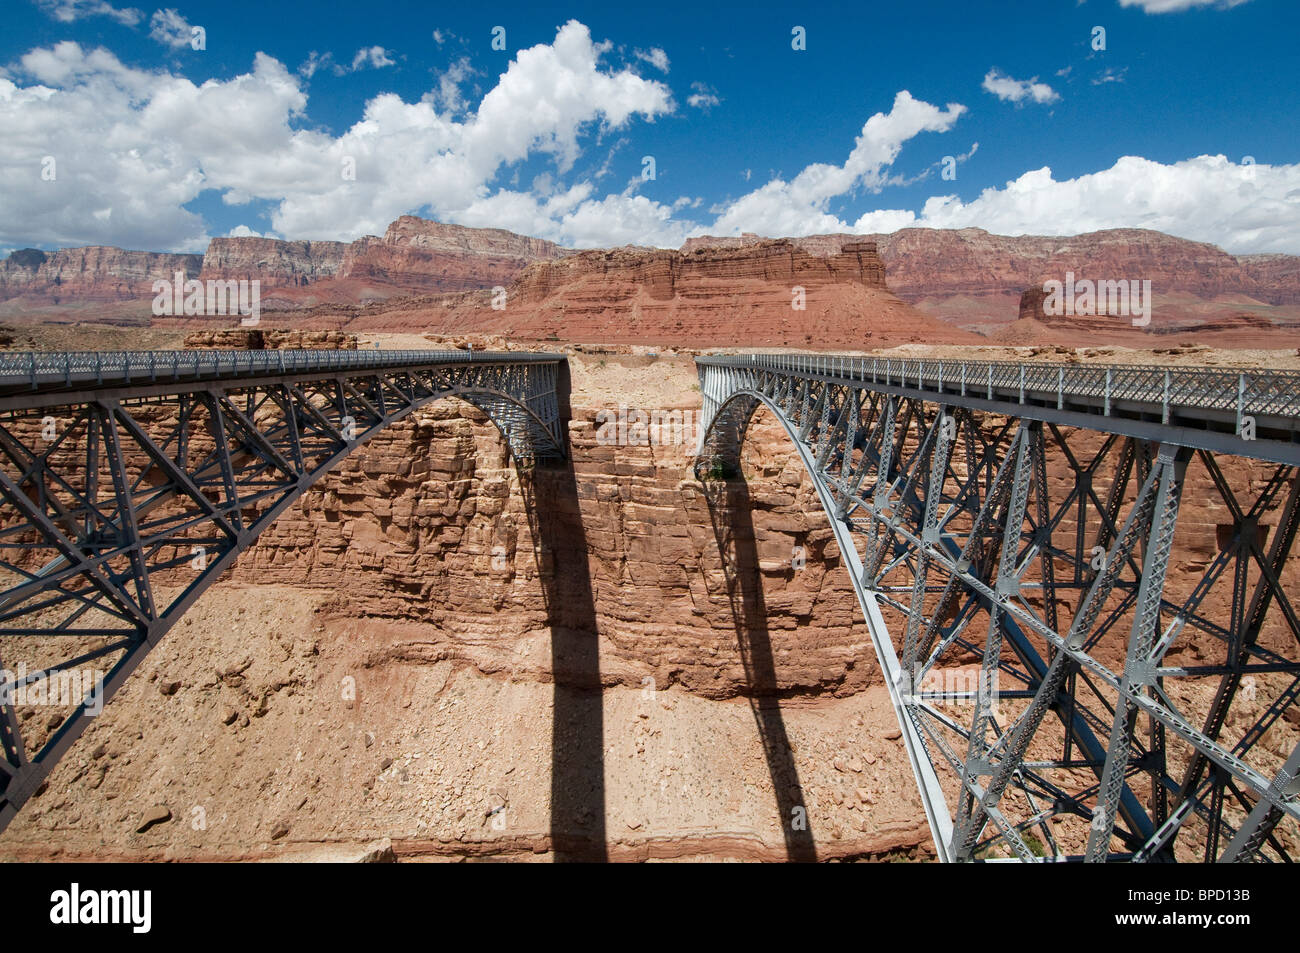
[699,353,1300,464]
[0,348,566,407]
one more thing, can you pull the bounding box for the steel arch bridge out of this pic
[696,353,1300,863]
[0,348,565,830]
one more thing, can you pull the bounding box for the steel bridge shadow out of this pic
[518,362,606,862]
[702,476,818,862]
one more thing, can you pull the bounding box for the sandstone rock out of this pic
[181,328,359,350]
[135,805,171,833]
[1017,284,1283,340]
[355,837,396,862]
[211,405,882,702]
[395,238,969,347]
[689,227,1300,307]
[333,216,568,296]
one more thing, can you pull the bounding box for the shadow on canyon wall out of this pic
[520,362,606,861]
[703,477,818,862]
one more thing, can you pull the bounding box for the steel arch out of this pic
[697,384,959,859]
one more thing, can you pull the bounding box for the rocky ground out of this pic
[0,583,928,862]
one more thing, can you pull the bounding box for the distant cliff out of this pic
[200,238,347,285]
[0,217,570,313]
[331,216,569,296]
[0,246,201,305]
[4,221,1298,341]
[683,228,1300,332]
[683,227,1300,305]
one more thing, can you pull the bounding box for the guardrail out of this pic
[0,348,565,393]
[698,353,1300,425]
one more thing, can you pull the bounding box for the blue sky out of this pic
[2,0,1297,254]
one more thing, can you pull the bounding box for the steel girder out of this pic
[0,349,565,831]
[696,354,1300,863]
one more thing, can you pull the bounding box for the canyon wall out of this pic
[0,246,202,305]
[0,217,570,314]
[227,397,875,700]
[1237,254,1300,302]
[203,217,570,301]
[513,239,886,301]
[6,219,1300,345]
[1015,284,1286,341]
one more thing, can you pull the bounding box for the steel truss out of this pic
[696,354,1300,862]
[0,349,565,830]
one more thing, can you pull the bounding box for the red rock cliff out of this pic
[0,246,202,304]
[334,217,569,295]
[200,238,347,285]
[685,228,1300,305]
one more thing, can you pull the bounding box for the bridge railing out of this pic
[0,348,565,393]
[698,353,1300,423]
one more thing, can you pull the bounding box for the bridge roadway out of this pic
[698,353,1300,466]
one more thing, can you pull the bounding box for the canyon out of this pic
[0,332,1296,862]
[0,339,931,862]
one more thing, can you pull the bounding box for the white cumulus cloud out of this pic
[148,9,195,49]
[982,69,1060,105]
[0,22,677,250]
[634,48,669,72]
[1119,0,1251,12]
[686,82,721,110]
[709,91,965,237]
[37,0,141,25]
[348,46,395,72]
[856,155,1300,253]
